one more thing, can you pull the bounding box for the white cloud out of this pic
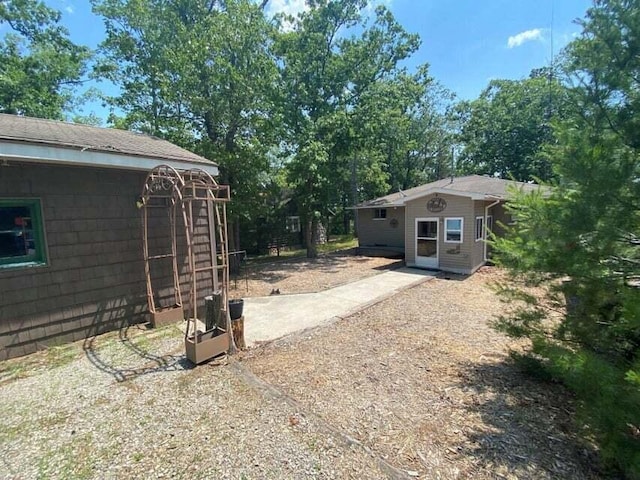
[507,28,543,48]
[265,0,309,19]
[65,5,74,14]
[264,0,393,31]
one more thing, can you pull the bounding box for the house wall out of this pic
[0,162,218,360]
[356,207,405,247]
[405,193,477,274]
[471,200,487,269]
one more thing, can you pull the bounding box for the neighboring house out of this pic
[355,175,544,274]
[0,114,219,360]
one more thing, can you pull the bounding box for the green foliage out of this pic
[0,0,91,118]
[277,0,447,256]
[93,0,456,254]
[93,0,281,247]
[493,2,640,477]
[456,75,569,181]
[527,343,640,478]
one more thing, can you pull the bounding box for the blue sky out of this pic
[45,0,592,121]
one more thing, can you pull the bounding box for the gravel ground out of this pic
[0,325,384,479]
[229,250,402,298]
[0,261,600,479]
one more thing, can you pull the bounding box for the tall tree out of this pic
[94,0,280,248]
[456,73,568,182]
[277,0,420,257]
[0,0,90,118]
[493,1,640,476]
[357,66,456,192]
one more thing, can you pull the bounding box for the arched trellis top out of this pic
[140,165,235,362]
[179,168,230,203]
[139,164,185,207]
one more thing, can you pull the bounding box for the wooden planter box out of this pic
[150,305,184,328]
[185,327,229,364]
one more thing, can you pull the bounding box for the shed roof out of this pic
[0,114,217,174]
[356,175,546,207]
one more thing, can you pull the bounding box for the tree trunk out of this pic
[231,316,246,349]
[306,217,318,258]
[205,292,223,331]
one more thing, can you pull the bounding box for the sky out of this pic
[44,0,593,122]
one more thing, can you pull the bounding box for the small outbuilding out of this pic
[0,114,219,360]
[355,175,543,274]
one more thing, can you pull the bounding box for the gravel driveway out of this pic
[0,261,599,479]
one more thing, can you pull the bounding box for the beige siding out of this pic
[472,200,487,269]
[357,207,405,247]
[405,193,475,273]
[490,202,510,238]
[484,202,509,259]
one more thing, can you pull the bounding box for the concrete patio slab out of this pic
[243,267,437,346]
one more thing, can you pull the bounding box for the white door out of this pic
[415,218,438,268]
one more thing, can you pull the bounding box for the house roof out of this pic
[0,114,218,175]
[356,175,546,208]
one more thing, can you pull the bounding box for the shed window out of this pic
[475,216,484,241]
[0,199,47,269]
[286,216,300,233]
[373,208,387,220]
[445,217,463,243]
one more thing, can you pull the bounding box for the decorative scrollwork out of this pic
[427,197,447,213]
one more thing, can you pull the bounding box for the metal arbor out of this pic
[140,165,185,326]
[140,165,233,362]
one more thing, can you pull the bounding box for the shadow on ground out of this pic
[453,358,602,479]
[82,299,192,383]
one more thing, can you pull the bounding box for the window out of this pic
[475,216,484,241]
[286,216,300,233]
[445,217,463,243]
[487,215,493,233]
[0,199,47,268]
[373,208,387,220]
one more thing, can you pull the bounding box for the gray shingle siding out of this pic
[0,162,213,360]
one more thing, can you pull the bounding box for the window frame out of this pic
[486,215,493,234]
[286,215,301,233]
[444,217,464,244]
[475,216,484,242]
[0,198,48,270]
[373,208,387,220]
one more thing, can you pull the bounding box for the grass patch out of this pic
[246,235,357,265]
[0,343,82,385]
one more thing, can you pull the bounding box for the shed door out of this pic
[416,218,438,268]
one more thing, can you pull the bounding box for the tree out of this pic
[456,74,568,182]
[277,0,420,257]
[93,0,281,249]
[0,0,90,118]
[493,1,640,476]
[358,67,456,192]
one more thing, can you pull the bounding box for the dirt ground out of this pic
[242,267,601,479]
[0,259,601,479]
[228,250,402,298]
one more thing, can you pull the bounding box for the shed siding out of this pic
[357,207,405,247]
[472,200,487,269]
[0,163,214,360]
[405,193,475,273]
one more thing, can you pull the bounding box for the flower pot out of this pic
[185,327,229,364]
[228,298,244,320]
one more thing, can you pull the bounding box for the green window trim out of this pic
[0,198,48,269]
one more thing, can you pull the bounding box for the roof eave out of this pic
[351,202,405,209]
[400,187,489,203]
[0,141,219,176]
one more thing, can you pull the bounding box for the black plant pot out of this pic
[228,298,244,320]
